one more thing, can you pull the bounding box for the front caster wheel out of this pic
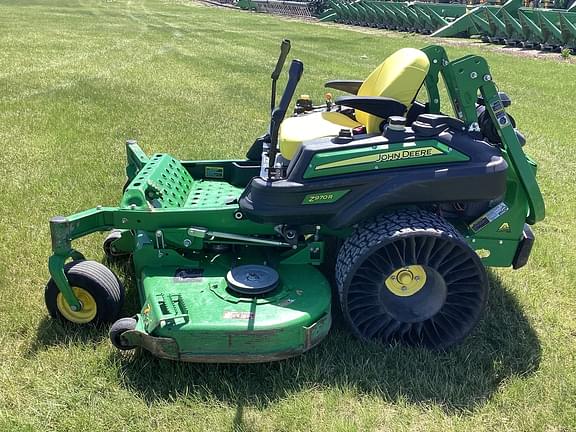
[110,317,137,350]
[45,260,125,325]
[336,210,488,350]
[103,229,131,260]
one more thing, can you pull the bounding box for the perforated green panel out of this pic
[121,154,195,209]
[184,180,242,209]
[120,153,243,210]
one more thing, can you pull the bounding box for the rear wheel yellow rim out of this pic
[385,265,427,297]
[56,287,97,324]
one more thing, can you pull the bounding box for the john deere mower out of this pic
[45,42,544,362]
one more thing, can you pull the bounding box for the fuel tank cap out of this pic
[226,265,280,296]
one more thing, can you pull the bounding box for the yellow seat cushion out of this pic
[356,48,430,133]
[279,111,361,160]
[278,47,430,160]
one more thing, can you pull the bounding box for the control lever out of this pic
[270,39,291,113]
[268,59,304,180]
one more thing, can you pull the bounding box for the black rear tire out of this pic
[336,209,488,350]
[45,260,124,325]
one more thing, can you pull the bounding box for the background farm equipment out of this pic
[237,0,576,53]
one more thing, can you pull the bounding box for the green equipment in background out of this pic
[45,41,544,362]
[318,0,576,53]
[238,0,576,54]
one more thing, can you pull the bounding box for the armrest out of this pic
[324,80,363,95]
[334,95,407,119]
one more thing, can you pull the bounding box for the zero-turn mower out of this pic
[45,42,544,362]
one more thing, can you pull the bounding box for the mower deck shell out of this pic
[124,246,332,362]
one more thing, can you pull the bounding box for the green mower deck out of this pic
[130,250,331,362]
[45,43,544,362]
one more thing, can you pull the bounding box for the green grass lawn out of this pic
[0,0,575,430]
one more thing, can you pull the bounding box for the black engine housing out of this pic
[239,124,507,229]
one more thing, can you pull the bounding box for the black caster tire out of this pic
[103,229,130,259]
[336,209,488,350]
[45,260,124,325]
[110,317,138,350]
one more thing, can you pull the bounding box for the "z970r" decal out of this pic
[302,189,350,205]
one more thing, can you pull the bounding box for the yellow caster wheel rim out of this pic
[56,287,97,324]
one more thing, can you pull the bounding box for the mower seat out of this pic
[279,48,430,160]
